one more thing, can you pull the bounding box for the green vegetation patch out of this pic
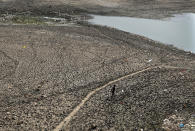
[11,16,46,25]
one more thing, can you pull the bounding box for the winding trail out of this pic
[53,65,194,131]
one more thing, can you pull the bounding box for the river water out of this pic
[88,14,195,53]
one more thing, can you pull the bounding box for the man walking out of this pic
[111,85,116,97]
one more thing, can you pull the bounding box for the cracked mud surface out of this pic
[0,0,195,130]
[0,25,194,130]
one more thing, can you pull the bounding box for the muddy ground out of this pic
[0,0,195,131]
[1,0,195,18]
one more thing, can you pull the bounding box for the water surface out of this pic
[88,14,195,53]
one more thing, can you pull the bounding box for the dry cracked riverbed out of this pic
[0,0,195,131]
[0,24,195,131]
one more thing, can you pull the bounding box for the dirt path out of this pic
[53,65,194,131]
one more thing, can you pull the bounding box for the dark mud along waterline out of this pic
[89,13,195,53]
